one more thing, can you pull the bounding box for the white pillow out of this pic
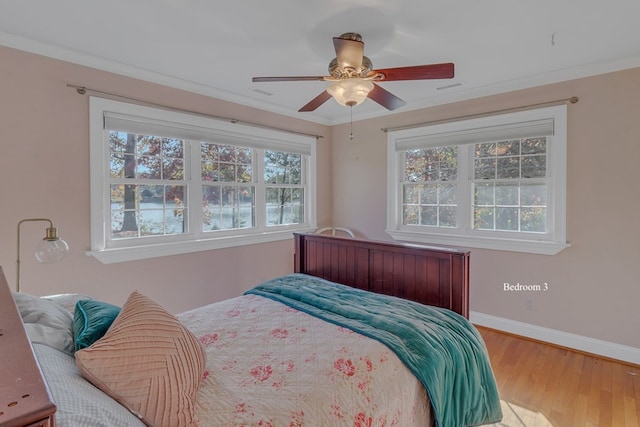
[12,291,74,354]
[43,292,95,314]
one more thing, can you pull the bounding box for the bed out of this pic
[1,233,502,427]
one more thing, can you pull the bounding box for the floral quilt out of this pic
[178,293,432,427]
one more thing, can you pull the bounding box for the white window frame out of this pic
[88,97,316,263]
[386,105,569,255]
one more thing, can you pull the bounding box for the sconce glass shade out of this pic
[16,218,70,293]
[35,233,69,263]
[327,78,374,107]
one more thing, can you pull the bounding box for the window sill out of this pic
[86,228,315,264]
[386,229,570,255]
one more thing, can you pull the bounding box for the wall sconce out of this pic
[16,218,69,292]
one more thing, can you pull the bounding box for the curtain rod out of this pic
[66,84,324,140]
[381,96,579,133]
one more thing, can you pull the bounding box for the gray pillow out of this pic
[12,292,74,354]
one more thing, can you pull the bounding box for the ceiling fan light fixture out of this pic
[327,78,374,107]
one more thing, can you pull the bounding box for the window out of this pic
[89,97,316,263]
[387,105,568,255]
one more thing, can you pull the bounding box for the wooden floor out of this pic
[477,326,640,427]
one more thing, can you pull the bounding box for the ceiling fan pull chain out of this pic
[349,105,355,140]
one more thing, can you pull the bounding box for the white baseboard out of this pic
[470,311,640,366]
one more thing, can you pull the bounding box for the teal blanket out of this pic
[246,274,502,427]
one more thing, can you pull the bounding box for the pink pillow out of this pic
[75,291,205,427]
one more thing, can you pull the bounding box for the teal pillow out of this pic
[73,300,121,351]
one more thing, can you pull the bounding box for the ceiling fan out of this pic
[252,32,455,112]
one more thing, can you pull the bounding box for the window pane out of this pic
[521,183,547,206]
[110,184,138,238]
[496,157,520,179]
[404,149,425,182]
[237,164,252,183]
[204,185,255,231]
[496,207,519,231]
[108,132,185,181]
[496,140,519,156]
[474,207,494,230]
[475,142,495,158]
[164,185,186,234]
[266,187,304,226]
[137,136,161,156]
[404,184,421,204]
[475,158,496,179]
[162,158,184,180]
[264,151,302,184]
[201,143,253,183]
[521,207,546,232]
[138,209,165,236]
[110,184,186,238]
[202,162,219,181]
[440,159,457,181]
[137,156,161,179]
[236,147,252,164]
[420,206,438,226]
[403,205,419,225]
[439,206,456,227]
[110,153,126,178]
[201,143,219,162]
[109,131,128,153]
[439,183,457,205]
[110,183,137,239]
[220,163,236,181]
[522,155,546,178]
[401,146,458,228]
[521,137,546,155]
[475,139,548,180]
[162,138,183,158]
[202,186,219,230]
[495,184,518,205]
[475,183,494,206]
[421,185,437,205]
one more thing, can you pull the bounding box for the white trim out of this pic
[85,228,314,264]
[471,311,640,366]
[386,229,569,255]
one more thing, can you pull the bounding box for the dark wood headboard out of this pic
[0,266,56,427]
[293,233,470,318]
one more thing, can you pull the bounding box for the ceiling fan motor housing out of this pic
[328,56,373,79]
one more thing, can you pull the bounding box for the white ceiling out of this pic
[2,1,640,125]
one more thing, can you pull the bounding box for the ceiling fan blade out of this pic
[253,76,329,82]
[369,63,455,81]
[367,84,406,111]
[298,90,333,112]
[333,36,364,70]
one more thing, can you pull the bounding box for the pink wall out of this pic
[0,45,332,313]
[331,68,640,349]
